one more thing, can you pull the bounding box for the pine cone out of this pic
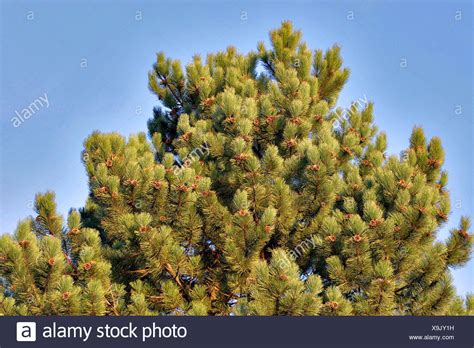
[237,209,248,217]
[105,158,113,167]
[152,180,163,189]
[139,226,151,233]
[286,139,297,148]
[369,219,381,228]
[290,117,302,125]
[341,145,352,155]
[202,97,215,107]
[428,158,441,168]
[266,115,275,124]
[125,179,138,187]
[398,179,410,189]
[234,153,249,163]
[68,227,80,235]
[417,206,427,214]
[97,186,109,194]
[181,132,192,141]
[224,117,236,124]
[177,184,189,192]
[18,240,30,248]
[307,164,321,171]
[459,229,469,239]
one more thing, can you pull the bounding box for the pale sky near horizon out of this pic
[0,0,472,296]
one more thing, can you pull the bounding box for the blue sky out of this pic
[0,0,472,296]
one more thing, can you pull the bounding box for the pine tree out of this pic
[1,21,472,316]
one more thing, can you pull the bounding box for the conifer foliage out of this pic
[1,21,472,316]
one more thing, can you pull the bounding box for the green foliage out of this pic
[1,21,472,316]
[245,249,324,315]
